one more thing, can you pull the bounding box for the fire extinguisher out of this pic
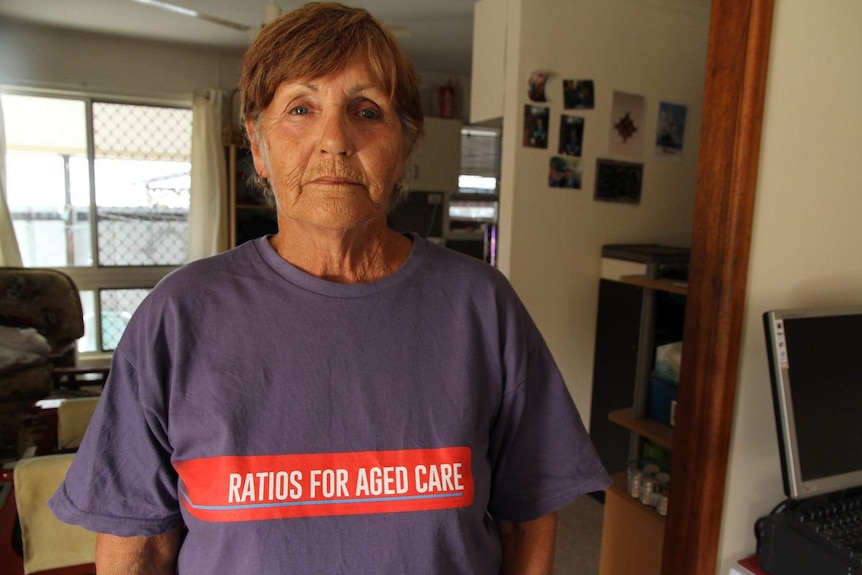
[438,80,454,118]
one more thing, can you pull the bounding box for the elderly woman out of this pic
[50,3,608,574]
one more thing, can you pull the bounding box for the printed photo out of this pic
[528,70,550,102]
[558,115,585,157]
[549,156,582,189]
[523,105,550,149]
[655,101,688,155]
[563,80,595,109]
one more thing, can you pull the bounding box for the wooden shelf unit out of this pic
[599,472,666,575]
[606,471,667,522]
[608,407,674,450]
[594,245,688,575]
[619,274,688,296]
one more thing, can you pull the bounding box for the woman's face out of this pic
[247,55,407,234]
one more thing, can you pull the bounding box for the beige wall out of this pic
[0,19,470,122]
[718,0,862,572]
[495,0,710,418]
[0,19,243,101]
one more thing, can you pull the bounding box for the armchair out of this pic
[0,268,106,458]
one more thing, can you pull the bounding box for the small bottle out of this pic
[640,476,656,506]
[629,464,643,499]
[626,461,640,495]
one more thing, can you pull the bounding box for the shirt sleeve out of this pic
[49,348,183,537]
[487,338,611,522]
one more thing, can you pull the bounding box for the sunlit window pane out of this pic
[99,289,149,351]
[78,291,97,353]
[2,94,92,267]
[92,102,191,266]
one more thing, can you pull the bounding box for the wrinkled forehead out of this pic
[294,54,388,91]
[287,48,396,100]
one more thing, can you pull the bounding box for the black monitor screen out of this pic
[764,307,862,499]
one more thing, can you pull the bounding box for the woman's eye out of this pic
[359,108,380,120]
[289,105,309,115]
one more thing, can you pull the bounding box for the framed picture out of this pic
[609,91,645,158]
[594,158,643,204]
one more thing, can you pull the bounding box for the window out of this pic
[450,127,500,233]
[458,127,500,195]
[2,91,192,354]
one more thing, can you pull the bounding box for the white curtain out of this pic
[0,96,23,267]
[188,90,228,262]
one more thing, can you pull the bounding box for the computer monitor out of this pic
[764,306,862,500]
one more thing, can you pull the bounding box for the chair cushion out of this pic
[56,397,100,451]
[0,327,51,375]
[14,454,97,573]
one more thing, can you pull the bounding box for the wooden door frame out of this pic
[662,1,775,574]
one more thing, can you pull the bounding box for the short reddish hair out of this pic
[239,2,423,152]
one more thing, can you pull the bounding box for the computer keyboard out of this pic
[759,492,862,575]
[794,493,862,559]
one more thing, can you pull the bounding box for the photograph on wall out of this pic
[523,105,550,149]
[528,70,550,102]
[608,91,646,158]
[558,115,585,157]
[563,80,595,109]
[594,158,643,204]
[655,101,688,156]
[549,156,582,189]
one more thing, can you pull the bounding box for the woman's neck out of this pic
[269,221,412,284]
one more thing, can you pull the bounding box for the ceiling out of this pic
[0,0,475,76]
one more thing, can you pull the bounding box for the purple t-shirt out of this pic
[50,234,609,574]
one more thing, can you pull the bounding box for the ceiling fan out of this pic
[129,0,282,33]
[129,0,409,37]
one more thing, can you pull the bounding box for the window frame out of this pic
[2,87,193,359]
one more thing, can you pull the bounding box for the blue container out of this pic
[647,374,678,426]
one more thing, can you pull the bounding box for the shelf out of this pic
[607,471,667,522]
[600,472,666,575]
[608,407,674,449]
[607,471,631,498]
[619,274,688,296]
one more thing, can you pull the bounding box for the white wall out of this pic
[0,19,243,101]
[0,19,471,123]
[718,0,862,572]
[496,0,710,418]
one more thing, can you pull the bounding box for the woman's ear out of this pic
[244,120,268,179]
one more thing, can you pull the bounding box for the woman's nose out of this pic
[318,112,353,156]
